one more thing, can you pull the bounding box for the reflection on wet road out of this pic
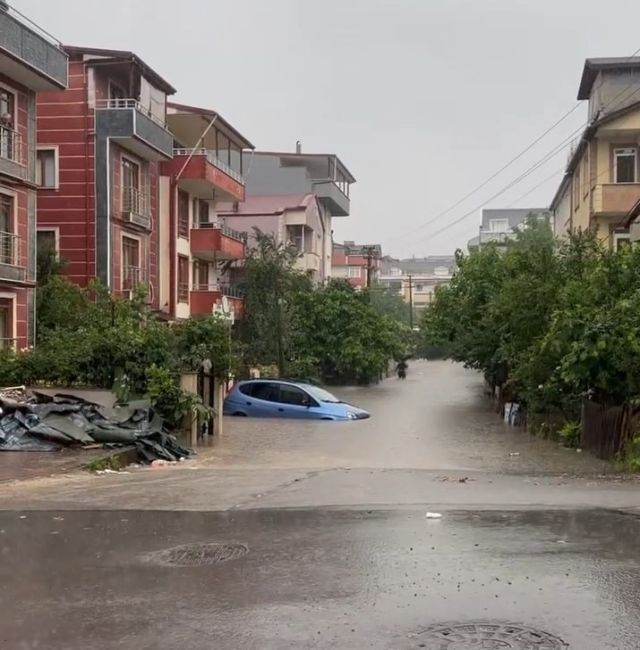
[208,361,613,476]
[1,508,640,649]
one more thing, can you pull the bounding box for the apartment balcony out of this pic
[190,222,246,261]
[190,284,243,319]
[478,231,516,245]
[312,180,350,217]
[121,187,151,230]
[593,183,640,216]
[0,5,68,91]
[118,266,149,298]
[95,99,173,161]
[0,126,27,181]
[162,149,245,201]
[294,252,321,273]
[0,231,26,284]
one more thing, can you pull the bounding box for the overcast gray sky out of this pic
[19,0,640,257]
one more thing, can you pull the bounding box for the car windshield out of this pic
[303,385,343,403]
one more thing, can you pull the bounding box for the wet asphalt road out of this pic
[2,361,640,649]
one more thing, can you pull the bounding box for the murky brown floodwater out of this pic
[200,360,614,476]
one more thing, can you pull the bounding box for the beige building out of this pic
[378,256,457,315]
[550,57,640,248]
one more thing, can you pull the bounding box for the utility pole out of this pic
[408,274,414,329]
[365,246,376,289]
[274,273,285,377]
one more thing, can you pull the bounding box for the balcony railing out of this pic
[2,4,62,48]
[178,212,189,238]
[0,231,23,267]
[0,337,17,350]
[192,283,242,298]
[173,148,245,186]
[194,220,246,242]
[178,282,189,303]
[122,187,150,228]
[0,127,25,166]
[122,266,148,291]
[95,98,170,131]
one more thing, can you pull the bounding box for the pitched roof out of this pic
[578,57,640,100]
[63,45,176,94]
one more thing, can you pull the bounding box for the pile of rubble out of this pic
[0,387,193,464]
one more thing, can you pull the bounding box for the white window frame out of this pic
[36,227,60,257]
[121,232,142,294]
[0,187,17,234]
[0,291,16,349]
[613,231,632,251]
[348,266,361,278]
[489,219,509,233]
[614,148,637,184]
[36,146,59,189]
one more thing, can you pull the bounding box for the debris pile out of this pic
[0,387,193,464]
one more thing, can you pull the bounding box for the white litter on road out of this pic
[426,512,442,519]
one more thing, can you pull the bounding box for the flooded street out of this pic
[207,360,613,476]
[2,361,640,649]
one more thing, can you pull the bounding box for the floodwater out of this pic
[205,360,614,477]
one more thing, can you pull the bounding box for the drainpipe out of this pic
[169,179,176,316]
[84,62,91,281]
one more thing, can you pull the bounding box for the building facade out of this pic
[378,256,457,315]
[36,46,176,308]
[241,148,355,281]
[551,57,640,248]
[219,194,326,283]
[0,5,68,348]
[467,208,551,251]
[331,241,381,288]
[159,103,253,321]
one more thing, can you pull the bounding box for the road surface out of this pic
[1,361,639,649]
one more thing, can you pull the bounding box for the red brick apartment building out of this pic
[0,5,67,348]
[36,46,176,308]
[332,241,381,288]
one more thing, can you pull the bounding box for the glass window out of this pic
[178,190,190,238]
[614,148,636,183]
[36,149,57,187]
[489,219,509,232]
[348,266,361,278]
[178,255,189,302]
[278,384,312,406]
[251,382,280,402]
[37,230,57,256]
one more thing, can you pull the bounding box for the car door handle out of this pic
[246,402,252,406]
[278,408,284,412]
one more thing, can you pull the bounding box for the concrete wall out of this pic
[243,154,312,196]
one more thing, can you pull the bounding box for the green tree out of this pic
[368,286,411,325]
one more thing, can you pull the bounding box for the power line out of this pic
[391,45,640,247]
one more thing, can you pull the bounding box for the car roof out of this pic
[238,378,311,386]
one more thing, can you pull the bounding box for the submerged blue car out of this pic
[224,379,370,421]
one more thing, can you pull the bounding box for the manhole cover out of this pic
[408,622,567,649]
[144,542,248,566]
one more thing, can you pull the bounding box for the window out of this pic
[198,199,210,225]
[415,284,425,292]
[178,255,189,302]
[614,231,632,251]
[0,194,14,266]
[489,219,508,232]
[0,297,13,349]
[614,148,637,184]
[122,236,141,290]
[36,149,57,188]
[278,384,313,406]
[122,158,140,190]
[0,88,16,162]
[0,88,14,122]
[251,382,280,402]
[288,225,304,252]
[193,261,209,289]
[348,266,362,278]
[178,190,189,238]
[37,230,57,257]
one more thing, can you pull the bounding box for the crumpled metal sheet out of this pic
[0,390,193,463]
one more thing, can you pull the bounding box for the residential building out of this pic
[36,46,176,308]
[551,57,640,248]
[159,103,253,321]
[241,147,356,280]
[378,256,457,315]
[332,241,382,288]
[218,194,326,283]
[0,5,68,348]
[467,208,551,251]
